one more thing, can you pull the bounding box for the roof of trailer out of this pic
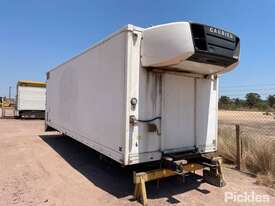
[17,80,47,87]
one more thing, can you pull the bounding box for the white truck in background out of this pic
[15,80,46,119]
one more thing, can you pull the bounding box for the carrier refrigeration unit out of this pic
[46,22,240,167]
[16,80,46,119]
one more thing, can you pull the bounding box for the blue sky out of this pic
[0,0,275,98]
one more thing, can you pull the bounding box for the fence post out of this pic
[1,105,4,118]
[235,124,241,170]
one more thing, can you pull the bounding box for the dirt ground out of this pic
[219,110,275,127]
[0,119,275,206]
[219,110,275,145]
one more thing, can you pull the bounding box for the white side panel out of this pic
[137,71,162,153]
[127,31,162,164]
[47,31,129,164]
[17,86,46,111]
[196,78,218,152]
[161,74,195,152]
[128,70,162,160]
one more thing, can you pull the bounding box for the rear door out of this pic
[161,74,195,153]
[18,86,46,111]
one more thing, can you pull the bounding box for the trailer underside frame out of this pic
[18,110,45,119]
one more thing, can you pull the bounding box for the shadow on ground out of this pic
[39,133,210,204]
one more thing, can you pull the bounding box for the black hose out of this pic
[137,116,161,123]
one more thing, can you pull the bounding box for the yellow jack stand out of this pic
[133,163,204,206]
[133,156,225,206]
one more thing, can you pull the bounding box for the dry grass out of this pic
[256,173,275,188]
[218,125,275,188]
[242,137,275,175]
[218,126,236,163]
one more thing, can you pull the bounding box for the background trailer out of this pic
[46,22,240,166]
[16,80,46,119]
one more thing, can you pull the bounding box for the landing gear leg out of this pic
[203,157,225,187]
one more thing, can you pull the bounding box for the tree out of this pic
[234,98,241,106]
[267,95,275,108]
[219,96,231,105]
[219,96,231,109]
[245,93,261,108]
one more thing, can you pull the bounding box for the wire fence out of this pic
[218,109,275,187]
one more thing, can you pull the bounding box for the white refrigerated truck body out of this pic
[46,22,240,165]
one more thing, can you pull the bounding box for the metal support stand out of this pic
[133,156,225,206]
[203,157,225,187]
